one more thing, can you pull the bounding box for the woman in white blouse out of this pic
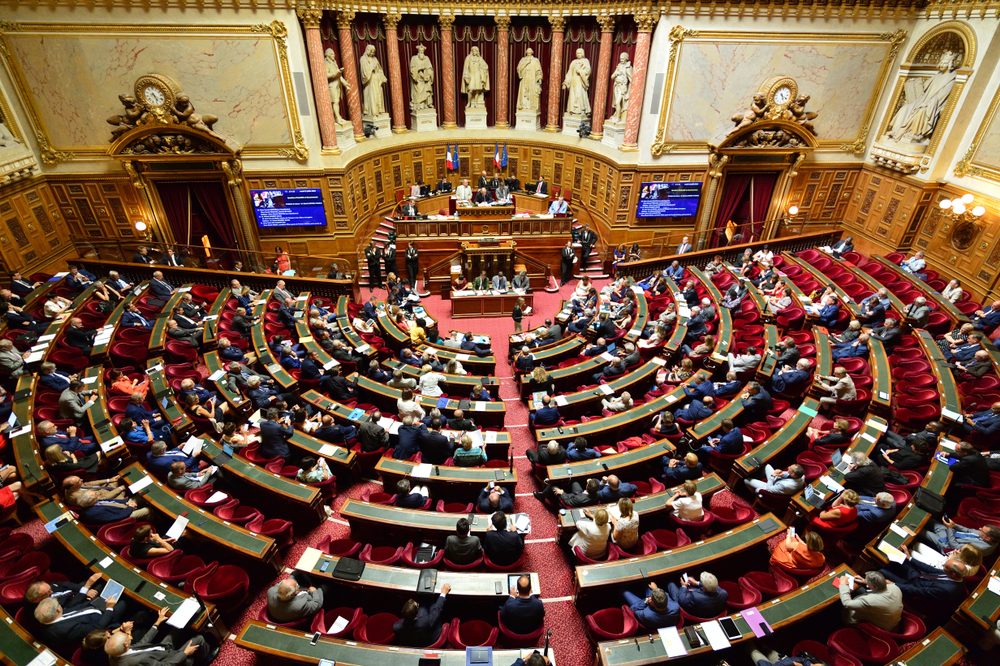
[666,480,704,521]
[444,358,467,375]
[417,364,445,397]
[609,497,639,551]
[43,295,73,318]
[941,279,963,304]
[569,507,611,559]
[397,388,426,421]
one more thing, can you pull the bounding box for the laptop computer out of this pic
[831,449,850,473]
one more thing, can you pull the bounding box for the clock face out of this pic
[142,85,166,107]
[773,85,792,105]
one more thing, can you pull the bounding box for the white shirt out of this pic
[569,519,610,559]
[455,185,472,202]
[942,284,962,303]
[672,492,704,521]
[397,398,425,420]
[418,372,445,397]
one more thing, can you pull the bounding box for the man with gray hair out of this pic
[904,296,932,328]
[855,491,897,539]
[0,338,27,377]
[525,439,566,466]
[816,366,856,411]
[667,571,728,618]
[744,464,805,496]
[266,574,324,623]
[34,595,119,646]
[839,570,903,630]
[923,517,1000,558]
[104,606,207,664]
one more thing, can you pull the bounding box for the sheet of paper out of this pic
[485,430,498,444]
[128,476,153,494]
[98,556,114,569]
[939,438,958,451]
[888,522,909,538]
[411,463,433,478]
[25,650,57,666]
[208,369,226,381]
[322,359,340,370]
[553,395,568,407]
[37,333,56,342]
[870,419,888,433]
[377,416,395,430]
[24,351,44,364]
[164,515,189,541]
[387,420,401,435]
[599,351,616,362]
[80,376,99,385]
[455,353,471,362]
[877,540,907,564]
[329,615,350,634]
[700,620,732,650]
[319,444,337,457]
[860,432,877,444]
[987,577,1000,596]
[176,287,192,293]
[165,597,200,629]
[100,436,124,454]
[296,546,323,571]
[658,627,687,657]
[599,384,615,395]
[910,543,947,568]
[266,363,281,374]
[206,491,228,504]
[820,475,844,493]
[30,343,49,352]
[181,437,203,457]
[474,401,487,411]
[9,424,31,438]
[940,407,962,422]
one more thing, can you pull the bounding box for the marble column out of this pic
[337,10,365,141]
[494,16,511,129]
[383,11,407,133]
[621,12,656,151]
[589,15,616,140]
[298,8,339,152]
[544,16,566,132]
[439,15,457,129]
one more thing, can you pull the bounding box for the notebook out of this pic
[417,568,438,593]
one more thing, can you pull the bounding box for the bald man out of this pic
[266,575,324,622]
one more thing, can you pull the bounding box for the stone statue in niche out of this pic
[359,45,388,118]
[461,46,490,108]
[563,48,592,117]
[325,48,350,126]
[516,48,543,112]
[731,93,768,132]
[884,50,959,147]
[409,44,435,111]
[609,52,633,121]
[0,114,23,149]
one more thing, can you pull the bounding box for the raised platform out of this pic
[451,290,533,318]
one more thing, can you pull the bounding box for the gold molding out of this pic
[336,10,355,30]
[650,27,904,157]
[953,80,1000,184]
[596,15,617,32]
[0,20,307,163]
[296,8,324,28]
[549,16,567,32]
[495,16,511,30]
[383,11,402,29]
[438,14,455,30]
[634,11,658,32]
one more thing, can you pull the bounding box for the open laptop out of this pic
[831,449,851,474]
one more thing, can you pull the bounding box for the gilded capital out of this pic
[634,12,658,32]
[383,11,402,30]
[495,16,511,30]
[296,8,323,28]
[336,11,356,30]
[438,14,455,30]
[597,15,616,33]
[549,16,566,32]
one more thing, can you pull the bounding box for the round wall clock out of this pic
[133,74,181,113]
[758,76,799,113]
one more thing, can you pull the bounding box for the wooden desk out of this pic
[959,561,1000,631]
[868,338,893,415]
[334,296,373,351]
[916,329,963,422]
[688,339,776,440]
[340,498,497,543]
[236,621,556,665]
[203,351,250,412]
[146,359,195,437]
[91,282,147,359]
[375,457,516,500]
[733,399,819,479]
[83,365,128,456]
[201,287,231,347]
[384,358,499,398]
[393,209,571,238]
[726,264,775,323]
[149,284,193,354]
[509,334,585,367]
[830,255,906,315]
[11,375,54,497]
[597,566,849,665]
[689,266,733,357]
[537,357,662,421]
[576,514,784,594]
[354,375,506,429]
[250,290,298,391]
[0,605,68,666]
[546,439,675,485]
[451,290,533,318]
[891,627,965,666]
[287,428,357,473]
[376,310,497,375]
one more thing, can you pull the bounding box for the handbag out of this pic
[914,487,945,516]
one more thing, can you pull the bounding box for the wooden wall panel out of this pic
[842,167,927,250]
[0,178,74,275]
[788,165,861,223]
[47,177,147,246]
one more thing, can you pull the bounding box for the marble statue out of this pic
[885,50,959,145]
[730,93,768,131]
[461,46,490,108]
[516,48,543,112]
[359,44,387,117]
[609,52,633,121]
[409,44,435,111]
[172,95,219,134]
[562,48,592,117]
[325,48,350,125]
[0,117,21,148]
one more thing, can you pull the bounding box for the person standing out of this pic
[512,297,526,333]
[365,242,383,289]
[560,241,576,286]
[383,242,398,279]
[405,242,420,288]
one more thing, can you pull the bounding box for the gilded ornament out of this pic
[336,11,355,30]
[296,8,324,27]
[383,12,402,29]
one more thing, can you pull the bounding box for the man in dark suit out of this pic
[960,403,1000,441]
[500,574,544,634]
[530,395,561,427]
[230,307,254,337]
[674,396,713,422]
[364,243,383,288]
[64,318,96,354]
[870,318,902,350]
[770,358,812,394]
[696,419,743,457]
[773,339,800,368]
[880,548,966,623]
[435,176,452,193]
[858,291,888,326]
[483,512,525,566]
[159,246,183,267]
[578,225,597,264]
[103,606,207,665]
[418,419,453,465]
[446,409,476,431]
[740,382,773,422]
[560,241,576,286]
[393,584,452,647]
[132,246,154,264]
[596,475,638,502]
[593,313,616,339]
[314,413,357,444]
[624,582,679,629]
[534,477,600,508]
[713,371,742,397]
[38,363,74,392]
[400,198,418,217]
[10,271,41,297]
[394,479,429,508]
[477,484,514,513]
[65,266,94,292]
[972,300,1000,333]
[259,409,294,460]
[121,303,152,329]
[393,416,423,459]
[146,440,197,477]
[33,595,118,647]
[444,517,482,565]
[947,441,990,487]
[525,440,566,466]
[667,571,728,618]
[147,271,174,307]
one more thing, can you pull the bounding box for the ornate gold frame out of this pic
[954,79,1000,184]
[872,21,977,165]
[0,20,307,164]
[0,72,37,183]
[650,26,907,157]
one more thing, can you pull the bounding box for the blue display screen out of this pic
[636,181,702,218]
[251,188,327,228]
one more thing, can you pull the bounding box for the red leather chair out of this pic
[318,536,362,557]
[497,610,544,647]
[363,490,396,505]
[96,519,145,549]
[827,627,898,665]
[860,609,925,643]
[164,341,198,363]
[245,515,295,548]
[255,605,311,629]
[792,640,863,666]
[483,551,525,572]
[585,605,639,640]
[401,542,445,569]
[146,550,207,585]
[631,477,666,497]
[359,544,403,565]
[0,532,35,557]
[436,500,474,513]
[354,612,398,644]
[711,504,755,528]
[187,563,249,611]
[0,567,44,605]
[212,499,262,525]
[183,485,229,509]
[738,569,796,599]
[679,606,725,624]
[447,618,499,648]
[719,580,761,610]
[444,553,484,570]
[572,546,618,565]
[646,528,691,551]
[312,607,365,638]
[671,511,716,538]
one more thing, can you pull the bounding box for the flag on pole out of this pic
[451,144,460,171]
[501,143,509,169]
[493,142,501,169]
[445,144,455,171]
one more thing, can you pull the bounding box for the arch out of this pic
[904,20,976,69]
[107,123,239,161]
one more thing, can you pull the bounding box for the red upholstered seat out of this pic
[146,550,207,584]
[256,605,310,629]
[401,542,445,569]
[444,553,484,570]
[359,544,404,565]
[211,499,262,525]
[354,612,398,645]
[188,563,249,610]
[96,519,146,549]
[245,515,295,548]
[318,536,362,557]
[572,545,618,565]
[859,609,926,643]
[646,528,691,551]
[447,618,499,648]
[827,627,898,665]
[497,610,545,647]
[585,605,639,640]
[719,580,761,610]
[312,607,365,638]
[739,569,796,599]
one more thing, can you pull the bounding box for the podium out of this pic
[461,240,516,280]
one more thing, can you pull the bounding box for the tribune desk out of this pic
[451,289,533,318]
[0,605,67,666]
[375,457,516,500]
[892,627,965,666]
[597,566,850,666]
[340,498,498,542]
[236,621,557,665]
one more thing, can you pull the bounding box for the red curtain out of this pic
[711,174,752,247]
[561,18,602,121]
[607,19,638,120]
[154,181,235,250]
[454,20,497,128]
[190,182,236,249]
[397,18,442,129]
[748,173,778,242]
[155,182,199,246]
[712,173,779,246]
[508,20,552,129]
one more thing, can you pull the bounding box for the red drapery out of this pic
[508,20,552,129]
[155,181,235,250]
[711,174,752,247]
[155,182,194,245]
[711,173,779,246]
[454,19,497,128]
[190,182,236,249]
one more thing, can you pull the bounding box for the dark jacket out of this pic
[499,595,544,634]
[392,594,447,647]
[259,419,293,459]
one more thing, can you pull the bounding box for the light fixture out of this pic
[134,220,151,242]
[939,194,987,223]
[134,221,147,233]
[787,205,799,216]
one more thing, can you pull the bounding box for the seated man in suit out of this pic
[945,441,990,487]
[623,582,679,629]
[146,440,197,478]
[713,371,743,398]
[418,418,453,465]
[500,574,544,634]
[858,290,888,325]
[769,358,812,395]
[547,195,568,215]
[525,439,566,466]
[972,299,1000,333]
[103,606,208,664]
[960,402,1000,441]
[853,492,898,542]
[814,295,841,328]
[120,302,152,329]
[444,517,482,565]
[838,571,903,631]
[534,477,600,508]
[904,296,932,327]
[267,574,324,623]
[473,187,492,204]
[484,512,525,566]
[395,478,430,508]
[744,464,805,496]
[147,271,174,308]
[696,419,743,458]
[739,381,773,422]
[393,584,452,647]
[667,571,728,618]
[38,362,75,392]
[596,475,637,503]
[65,317,97,354]
[434,176,452,193]
[899,251,927,278]
[24,575,128,627]
[832,333,870,361]
[674,396,714,422]
[566,436,601,461]
[870,317,902,350]
[10,271,42,297]
[477,483,514,513]
[132,246,154,264]
[530,395,560,427]
[880,547,966,623]
[124,393,170,435]
[955,349,993,380]
[33,595,120,648]
[492,272,509,291]
[400,197,418,217]
[662,452,703,485]
[392,416,423,460]
[37,420,98,457]
[314,413,357,444]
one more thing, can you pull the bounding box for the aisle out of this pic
[218,281,602,665]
